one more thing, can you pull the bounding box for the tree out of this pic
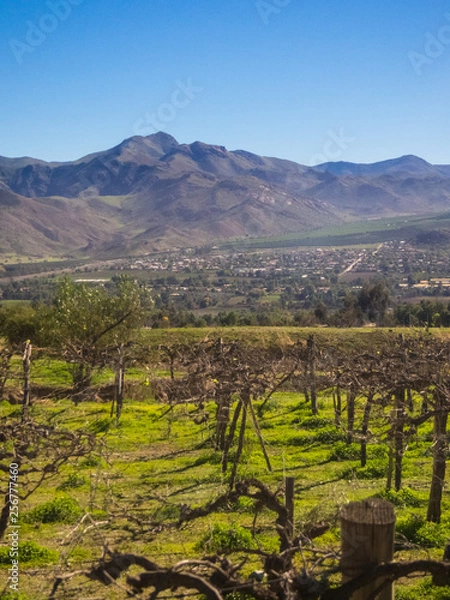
[0,303,39,347]
[357,281,390,324]
[38,277,152,398]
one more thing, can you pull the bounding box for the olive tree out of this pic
[38,276,152,398]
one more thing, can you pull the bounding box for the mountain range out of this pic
[1,132,450,257]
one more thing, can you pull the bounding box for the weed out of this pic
[197,523,256,554]
[396,577,450,599]
[87,417,112,433]
[0,541,58,566]
[375,487,422,508]
[415,521,449,548]
[340,462,386,480]
[328,442,360,461]
[396,513,425,542]
[298,416,332,429]
[24,497,82,524]
[152,504,181,521]
[81,455,102,467]
[315,428,347,444]
[354,463,386,479]
[57,473,87,490]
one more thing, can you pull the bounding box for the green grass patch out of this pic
[0,541,58,566]
[23,497,83,525]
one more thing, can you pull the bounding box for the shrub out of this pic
[353,463,386,479]
[197,523,255,554]
[0,541,58,565]
[328,442,360,461]
[396,577,450,599]
[340,462,386,480]
[233,496,255,513]
[24,497,82,524]
[375,487,421,508]
[367,445,388,460]
[284,434,313,447]
[298,416,332,429]
[396,514,426,543]
[415,521,448,548]
[57,474,87,490]
[81,455,102,467]
[315,428,347,444]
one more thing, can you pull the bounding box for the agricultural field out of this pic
[1,328,450,599]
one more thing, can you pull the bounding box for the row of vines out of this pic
[1,330,450,598]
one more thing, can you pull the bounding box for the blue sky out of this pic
[1,0,450,165]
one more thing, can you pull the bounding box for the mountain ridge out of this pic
[1,133,450,257]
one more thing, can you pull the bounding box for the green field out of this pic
[218,211,450,250]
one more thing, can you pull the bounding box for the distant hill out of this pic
[1,133,450,257]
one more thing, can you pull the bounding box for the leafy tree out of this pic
[357,281,390,324]
[38,277,152,396]
[0,303,38,346]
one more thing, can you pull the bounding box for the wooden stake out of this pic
[285,476,295,540]
[22,340,32,423]
[341,499,396,600]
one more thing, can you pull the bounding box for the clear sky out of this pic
[1,0,450,165]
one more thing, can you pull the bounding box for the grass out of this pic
[0,349,448,598]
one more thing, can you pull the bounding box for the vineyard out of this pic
[0,324,450,599]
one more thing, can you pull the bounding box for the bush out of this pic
[57,474,87,490]
[284,434,313,447]
[375,487,422,508]
[396,513,449,547]
[0,541,58,565]
[81,455,102,467]
[328,442,360,461]
[298,416,332,429]
[233,496,255,513]
[396,577,450,599]
[367,445,388,460]
[315,428,347,444]
[353,463,386,479]
[396,513,425,542]
[415,521,449,548]
[197,523,256,554]
[340,462,386,480]
[24,497,82,524]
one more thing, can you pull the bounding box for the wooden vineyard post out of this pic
[115,343,125,422]
[285,476,295,540]
[341,499,396,600]
[22,340,32,423]
[307,334,318,415]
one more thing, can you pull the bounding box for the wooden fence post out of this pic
[22,340,32,423]
[285,476,295,540]
[341,498,396,600]
[115,343,125,421]
[307,335,318,415]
